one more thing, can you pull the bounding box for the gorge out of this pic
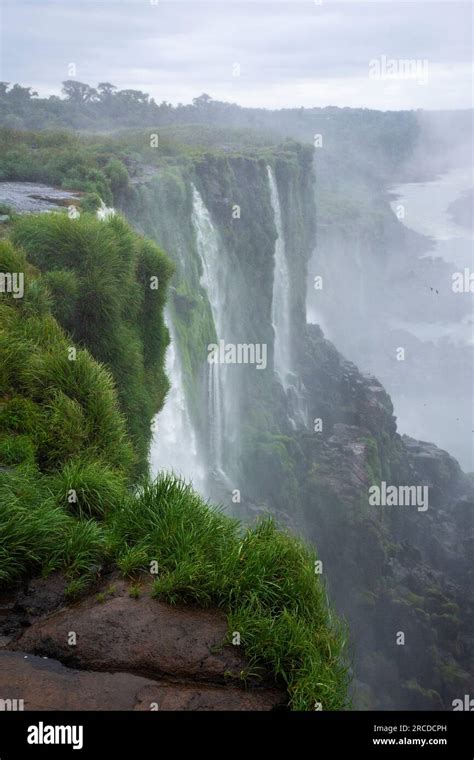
[0,102,472,712]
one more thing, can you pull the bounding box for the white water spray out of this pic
[268,166,308,427]
[96,200,115,221]
[191,186,228,475]
[267,166,292,388]
[149,315,206,492]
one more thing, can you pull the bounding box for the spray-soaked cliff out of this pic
[120,136,473,710]
[3,122,469,710]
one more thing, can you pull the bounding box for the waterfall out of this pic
[96,199,115,221]
[267,166,308,428]
[267,166,292,388]
[208,361,224,471]
[191,185,228,477]
[149,314,206,492]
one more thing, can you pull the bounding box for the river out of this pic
[388,166,473,470]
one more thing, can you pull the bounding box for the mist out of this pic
[0,0,472,731]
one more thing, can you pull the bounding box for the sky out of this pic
[0,0,472,111]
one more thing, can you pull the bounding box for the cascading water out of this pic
[208,361,224,470]
[149,314,206,492]
[267,166,292,388]
[191,186,228,476]
[267,166,308,428]
[96,200,115,221]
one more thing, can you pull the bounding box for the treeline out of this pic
[0,79,418,141]
[1,80,471,183]
[0,81,239,131]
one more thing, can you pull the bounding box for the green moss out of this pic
[361,436,382,484]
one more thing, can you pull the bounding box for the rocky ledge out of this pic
[0,574,286,711]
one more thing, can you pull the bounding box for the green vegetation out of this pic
[8,212,173,474]
[0,212,349,710]
[0,240,134,476]
[111,476,349,710]
[0,466,349,710]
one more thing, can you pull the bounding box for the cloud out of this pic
[1,0,472,109]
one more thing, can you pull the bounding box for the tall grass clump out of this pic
[0,469,107,584]
[108,474,350,710]
[0,230,132,579]
[0,300,135,475]
[11,212,174,474]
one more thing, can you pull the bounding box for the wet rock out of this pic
[8,577,284,697]
[1,575,286,710]
[133,682,284,711]
[0,573,69,645]
[0,651,156,710]
[0,652,283,710]
[0,182,81,214]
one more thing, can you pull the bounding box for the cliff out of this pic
[118,132,473,709]
[1,122,472,711]
[0,208,348,711]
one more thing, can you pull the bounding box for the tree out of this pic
[192,93,212,108]
[97,82,117,100]
[61,80,97,104]
[7,84,38,102]
[116,89,149,105]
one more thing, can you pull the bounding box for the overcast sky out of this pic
[1,0,472,110]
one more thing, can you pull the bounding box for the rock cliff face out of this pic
[295,325,473,708]
[1,123,471,711]
[0,575,285,711]
[122,143,473,710]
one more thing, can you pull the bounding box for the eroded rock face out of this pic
[0,652,282,711]
[0,576,286,711]
[294,324,474,710]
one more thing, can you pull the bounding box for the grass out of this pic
[0,467,106,584]
[108,476,350,710]
[0,214,350,710]
[9,212,174,476]
[0,470,349,710]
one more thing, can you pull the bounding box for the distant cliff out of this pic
[121,136,473,709]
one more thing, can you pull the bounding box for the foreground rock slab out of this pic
[1,576,286,711]
[0,652,283,711]
[13,580,245,681]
